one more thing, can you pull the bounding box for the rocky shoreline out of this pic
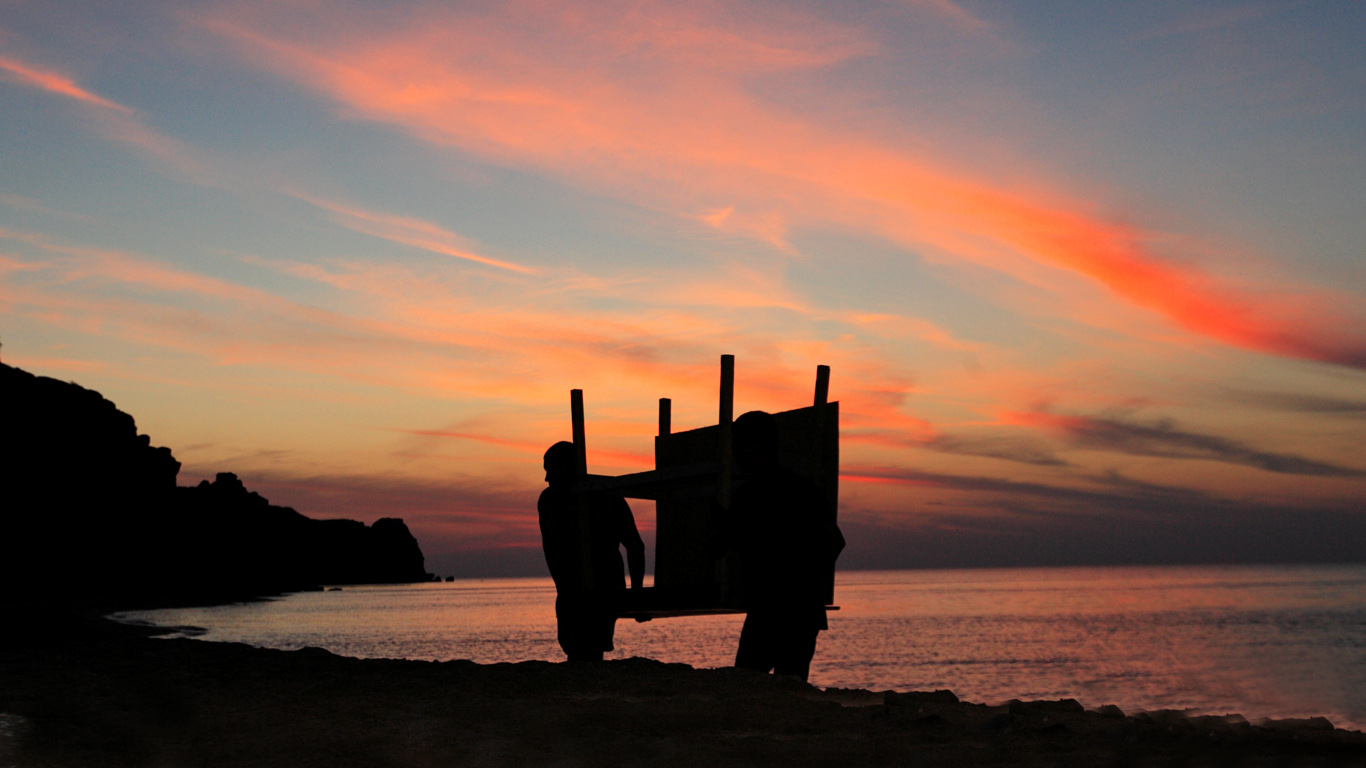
[2,611,1362,767]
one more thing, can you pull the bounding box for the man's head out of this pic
[543,441,580,486]
[733,410,779,472]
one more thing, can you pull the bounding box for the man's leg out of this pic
[772,622,820,681]
[555,593,574,657]
[596,596,618,656]
[735,612,777,672]
[565,620,605,662]
[557,593,605,662]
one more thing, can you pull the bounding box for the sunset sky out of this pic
[3,0,1364,576]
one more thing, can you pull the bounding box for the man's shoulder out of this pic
[539,486,570,513]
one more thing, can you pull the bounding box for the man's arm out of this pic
[538,490,570,590]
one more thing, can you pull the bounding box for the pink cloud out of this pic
[401,428,653,469]
[293,194,536,273]
[199,0,1366,370]
[3,227,920,436]
[840,312,981,352]
[0,55,131,112]
[0,54,213,181]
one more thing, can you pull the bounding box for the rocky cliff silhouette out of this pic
[1,362,432,608]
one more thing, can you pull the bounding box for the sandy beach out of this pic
[2,610,1363,767]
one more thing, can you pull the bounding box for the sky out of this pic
[2,0,1364,577]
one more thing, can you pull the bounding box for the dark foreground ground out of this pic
[2,611,1363,767]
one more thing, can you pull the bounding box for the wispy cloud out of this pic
[292,194,537,274]
[844,425,1067,467]
[839,494,1366,570]
[200,1,1366,370]
[926,434,1068,467]
[903,0,993,35]
[0,193,99,222]
[0,53,213,181]
[841,463,1215,515]
[1222,389,1366,417]
[0,55,132,112]
[0,224,922,445]
[397,426,654,469]
[1005,410,1364,477]
[840,312,981,352]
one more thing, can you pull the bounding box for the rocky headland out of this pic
[1,362,431,609]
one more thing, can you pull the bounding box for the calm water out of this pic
[115,565,1366,730]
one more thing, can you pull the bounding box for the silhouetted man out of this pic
[728,411,844,681]
[539,441,646,661]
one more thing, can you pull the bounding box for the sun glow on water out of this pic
[116,564,1366,730]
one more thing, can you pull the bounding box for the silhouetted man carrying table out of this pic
[728,411,845,681]
[539,441,646,662]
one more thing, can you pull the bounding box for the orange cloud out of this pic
[3,222,946,494]
[3,226,918,438]
[402,428,653,469]
[200,1,1366,369]
[0,54,213,181]
[293,194,536,274]
[0,55,131,112]
[840,312,980,352]
[999,410,1086,433]
[1,228,285,307]
[841,472,937,486]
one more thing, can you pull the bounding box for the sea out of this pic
[113,564,1366,731]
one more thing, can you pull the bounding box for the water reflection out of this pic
[116,564,1366,730]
